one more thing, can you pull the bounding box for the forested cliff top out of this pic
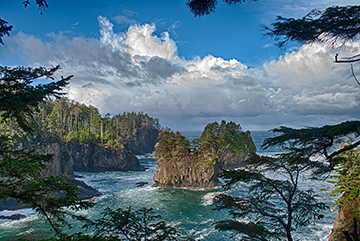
[0,98,161,152]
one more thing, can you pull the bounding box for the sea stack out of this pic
[153,121,257,189]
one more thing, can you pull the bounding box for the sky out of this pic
[1,0,360,131]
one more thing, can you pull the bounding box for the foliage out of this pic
[0,65,71,132]
[186,0,257,17]
[154,130,190,159]
[155,120,254,162]
[262,121,360,174]
[22,0,49,11]
[262,5,360,48]
[213,154,328,241]
[328,143,360,217]
[1,97,161,150]
[199,120,253,157]
[213,121,360,240]
[0,18,12,45]
[0,65,95,237]
[256,122,360,240]
[83,206,184,241]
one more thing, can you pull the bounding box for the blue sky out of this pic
[1,0,360,131]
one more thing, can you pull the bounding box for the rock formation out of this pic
[153,152,221,189]
[69,143,144,172]
[328,197,360,241]
[153,121,257,189]
[125,128,160,155]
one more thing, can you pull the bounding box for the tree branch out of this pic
[328,139,360,165]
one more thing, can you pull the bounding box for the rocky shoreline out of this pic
[0,126,159,212]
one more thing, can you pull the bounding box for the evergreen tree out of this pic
[83,206,183,241]
[186,0,257,17]
[214,154,328,241]
[213,121,360,240]
[0,65,94,237]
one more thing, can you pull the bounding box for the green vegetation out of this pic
[1,97,161,150]
[83,206,185,241]
[329,144,360,216]
[155,130,190,159]
[153,121,256,189]
[0,65,95,237]
[155,120,254,163]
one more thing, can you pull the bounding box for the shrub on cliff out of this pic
[155,120,255,160]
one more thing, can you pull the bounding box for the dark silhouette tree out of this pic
[0,0,49,44]
[262,5,360,49]
[0,65,96,237]
[214,155,328,241]
[83,206,183,241]
[262,5,360,84]
[261,121,360,173]
[213,121,360,240]
[186,0,257,17]
[0,65,72,132]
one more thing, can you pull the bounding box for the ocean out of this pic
[0,131,338,240]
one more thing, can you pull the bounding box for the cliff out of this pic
[328,196,360,241]
[70,143,144,172]
[153,152,221,189]
[0,142,102,211]
[153,121,257,189]
[125,128,160,155]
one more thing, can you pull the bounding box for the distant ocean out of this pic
[0,131,338,240]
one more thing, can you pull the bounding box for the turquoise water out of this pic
[0,131,338,240]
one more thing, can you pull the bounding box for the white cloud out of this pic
[2,16,360,131]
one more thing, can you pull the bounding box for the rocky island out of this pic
[153,121,257,189]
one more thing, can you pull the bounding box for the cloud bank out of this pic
[2,16,360,131]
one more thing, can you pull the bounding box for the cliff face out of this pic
[153,130,257,189]
[69,143,144,172]
[217,131,256,170]
[37,142,74,177]
[328,197,360,241]
[125,128,159,155]
[153,153,220,189]
[0,142,103,211]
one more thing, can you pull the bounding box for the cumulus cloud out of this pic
[1,16,360,131]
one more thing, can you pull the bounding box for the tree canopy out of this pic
[214,155,327,241]
[262,121,360,173]
[186,0,257,17]
[262,5,360,48]
[0,65,96,237]
[0,65,71,132]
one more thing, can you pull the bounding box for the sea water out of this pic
[0,131,338,240]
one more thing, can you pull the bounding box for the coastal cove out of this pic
[0,131,338,241]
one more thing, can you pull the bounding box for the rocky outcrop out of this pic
[0,214,27,220]
[153,152,221,189]
[37,142,74,177]
[125,128,160,155]
[70,143,144,172]
[218,131,256,170]
[62,176,102,200]
[0,176,102,211]
[329,197,360,241]
[153,131,256,189]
